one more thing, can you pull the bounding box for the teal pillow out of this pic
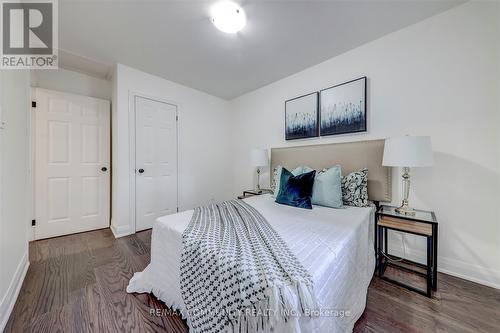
[311,165,343,208]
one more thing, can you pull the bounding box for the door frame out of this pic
[30,88,111,240]
[128,91,179,233]
[28,88,36,241]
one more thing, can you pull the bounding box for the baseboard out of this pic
[388,245,500,290]
[110,224,132,238]
[0,252,29,332]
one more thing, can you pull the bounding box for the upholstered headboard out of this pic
[270,139,392,202]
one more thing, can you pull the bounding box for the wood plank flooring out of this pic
[5,229,187,333]
[5,228,500,332]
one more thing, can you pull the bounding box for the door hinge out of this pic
[177,207,179,212]
[32,101,36,108]
[31,219,36,226]
[176,115,178,121]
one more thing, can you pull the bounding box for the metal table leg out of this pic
[384,228,388,255]
[378,226,384,277]
[426,235,432,297]
[433,224,438,291]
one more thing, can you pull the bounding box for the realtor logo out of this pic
[1,0,58,69]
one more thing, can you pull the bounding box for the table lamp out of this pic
[251,148,269,193]
[383,136,433,216]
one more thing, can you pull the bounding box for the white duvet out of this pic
[127,194,375,333]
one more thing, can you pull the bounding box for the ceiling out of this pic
[59,0,464,100]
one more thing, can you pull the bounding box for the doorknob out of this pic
[138,168,145,174]
[101,167,108,172]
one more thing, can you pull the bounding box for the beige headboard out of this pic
[270,139,392,202]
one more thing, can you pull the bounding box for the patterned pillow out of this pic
[341,168,368,207]
[271,165,283,197]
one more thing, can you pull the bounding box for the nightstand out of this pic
[237,189,273,199]
[376,205,438,297]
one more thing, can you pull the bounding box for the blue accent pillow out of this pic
[311,165,343,208]
[273,165,313,198]
[275,168,316,209]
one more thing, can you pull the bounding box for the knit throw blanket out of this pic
[180,199,316,333]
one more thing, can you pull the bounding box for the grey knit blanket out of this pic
[180,199,316,333]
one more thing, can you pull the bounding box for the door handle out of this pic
[138,168,145,174]
[101,167,108,172]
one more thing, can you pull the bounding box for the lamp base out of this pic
[396,203,416,216]
[396,167,416,216]
[255,168,262,193]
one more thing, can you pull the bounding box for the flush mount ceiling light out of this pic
[211,1,246,34]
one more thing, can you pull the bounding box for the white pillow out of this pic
[292,165,314,176]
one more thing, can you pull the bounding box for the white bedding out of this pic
[127,194,375,333]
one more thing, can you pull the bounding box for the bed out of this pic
[127,139,392,333]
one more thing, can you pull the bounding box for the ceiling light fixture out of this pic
[211,1,246,34]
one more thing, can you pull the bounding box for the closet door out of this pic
[34,89,110,239]
[135,96,178,232]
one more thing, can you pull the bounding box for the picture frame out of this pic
[285,92,319,140]
[319,77,367,136]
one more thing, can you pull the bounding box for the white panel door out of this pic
[135,96,178,232]
[35,89,110,239]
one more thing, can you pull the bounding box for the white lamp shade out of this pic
[251,148,269,167]
[383,136,434,167]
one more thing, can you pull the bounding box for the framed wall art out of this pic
[285,92,319,140]
[320,77,367,136]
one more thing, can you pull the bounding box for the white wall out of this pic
[111,64,233,237]
[0,70,31,331]
[230,2,500,288]
[31,68,111,100]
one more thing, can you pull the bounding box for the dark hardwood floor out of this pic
[5,228,500,333]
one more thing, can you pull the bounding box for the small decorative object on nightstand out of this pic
[251,148,269,192]
[237,189,273,200]
[376,205,438,297]
[383,136,433,216]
